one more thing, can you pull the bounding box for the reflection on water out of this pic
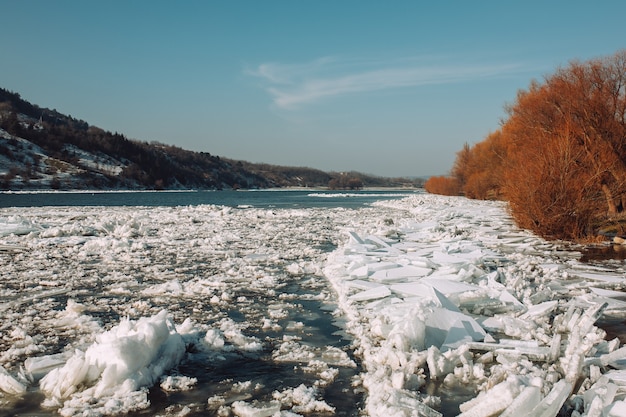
[598,318,626,347]
[580,243,626,263]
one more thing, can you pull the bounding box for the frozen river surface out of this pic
[1,194,626,416]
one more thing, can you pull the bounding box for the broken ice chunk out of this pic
[572,271,624,283]
[466,340,552,362]
[370,265,432,282]
[582,293,626,317]
[420,278,480,295]
[231,400,281,417]
[349,265,369,279]
[458,376,522,417]
[526,379,572,417]
[497,290,526,312]
[404,254,438,269]
[349,285,391,302]
[603,401,626,417]
[24,354,66,381]
[347,279,386,290]
[364,234,393,248]
[590,288,626,299]
[432,251,472,265]
[520,300,558,319]
[425,307,486,351]
[604,369,626,385]
[392,241,422,252]
[582,376,617,413]
[478,316,536,338]
[0,366,27,395]
[454,249,485,261]
[367,261,400,273]
[348,231,365,245]
[391,282,436,300]
[499,385,542,417]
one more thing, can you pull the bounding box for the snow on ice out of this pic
[1,193,626,416]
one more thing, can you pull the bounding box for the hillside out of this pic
[0,88,422,191]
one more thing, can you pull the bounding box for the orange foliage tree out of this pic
[424,176,461,196]
[441,49,626,240]
[452,130,509,200]
[500,50,626,239]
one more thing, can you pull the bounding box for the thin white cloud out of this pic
[248,56,523,109]
[251,56,336,85]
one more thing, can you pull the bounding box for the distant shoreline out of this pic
[1,186,422,195]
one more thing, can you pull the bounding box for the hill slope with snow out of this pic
[0,88,420,191]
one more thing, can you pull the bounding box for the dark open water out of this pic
[0,189,420,209]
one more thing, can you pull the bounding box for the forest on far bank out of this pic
[425,49,626,241]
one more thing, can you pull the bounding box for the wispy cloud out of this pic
[247,56,522,109]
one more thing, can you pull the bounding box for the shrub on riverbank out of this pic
[423,175,460,196]
[433,49,626,241]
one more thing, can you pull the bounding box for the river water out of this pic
[2,189,625,417]
[0,189,417,209]
[0,190,416,416]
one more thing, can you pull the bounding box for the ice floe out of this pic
[1,193,626,416]
[0,202,360,415]
[324,193,626,416]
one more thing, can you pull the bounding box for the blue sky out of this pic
[2,1,625,177]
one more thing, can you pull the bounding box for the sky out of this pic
[1,1,626,177]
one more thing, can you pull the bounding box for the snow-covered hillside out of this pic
[1,87,424,191]
[0,127,130,190]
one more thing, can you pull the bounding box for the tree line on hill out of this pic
[0,88,422,190]
[425,50,626,241]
